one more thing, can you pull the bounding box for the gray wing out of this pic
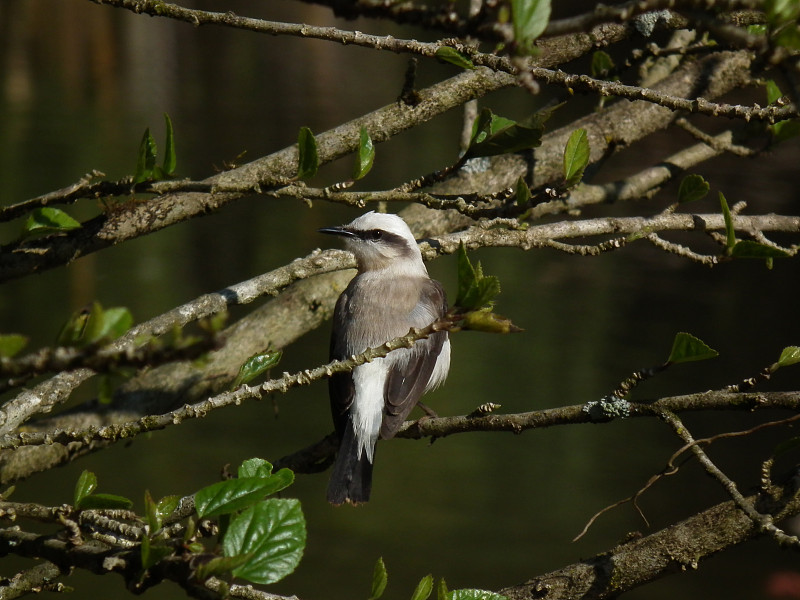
[380,279,448,440]
[329,288,355,438]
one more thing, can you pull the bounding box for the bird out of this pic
[319,211,451,505]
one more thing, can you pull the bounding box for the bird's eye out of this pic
[366,230,383,241]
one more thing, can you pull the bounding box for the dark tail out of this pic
[327,422,374,505]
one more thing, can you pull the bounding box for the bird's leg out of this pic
[415,401,439,419]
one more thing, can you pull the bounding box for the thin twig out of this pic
[660,409,800,548]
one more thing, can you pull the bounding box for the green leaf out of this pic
[195,470,295,518]
[774,24,800,50]
[82,305,134,345]
[162,113,177,175]
[435,47,475,70]
[238,458,274,479]
[511,0,551,53]
[233,350,283,388]
[765,80,800,142]
[222,498,306,585]
[157,495,180,523]
[352,127,375,181]
[563,128,589,187]
[141,535,173,570]
[370,557,388,600]
[297,127,318,180]
[515,176,531,208]
[74,470,97,506]
[144,489,160,532]
[590,50,615,78]
[677,174,709,204]
[719,192,736,250]
[448,591,507,600]
[57,306,93,346]
[748,24,768,35]
[730,240,790,259]
[77,493,134,510]
[0,334,28,358]
[465,109,544,159]
[195,554,253,581]
[772,119,800,143]
[667,332,719,365]
[144,491,178,532]
[437,578,449,600]
[461,309,521,334]
[777,346,800,368]
[766,0,800,25]
[134,127,158,183]
[766,79,784,105]
[455,243,501,310]
[22,207,81,238]
[411,575,434,600]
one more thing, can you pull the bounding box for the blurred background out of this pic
[1,1,800,599]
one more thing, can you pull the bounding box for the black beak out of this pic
[319,226,356,238]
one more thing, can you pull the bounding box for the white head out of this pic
[319,211,427,274]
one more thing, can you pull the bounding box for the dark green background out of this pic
[1,1,799,599]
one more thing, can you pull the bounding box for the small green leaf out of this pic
[435,47,475,70]
[775,25,800,50]
[437,578,449,600]
[730,240,790,259]
[57,306,93,346]
[719,192,736,250]
[233,350,283,388]
[22,207,81,238]
[765,80,800,142]
[195,554,253,581]
[157,495,180,523]
[449,591,507,600]
[511,0,551,53]
[677,174,710,204]
[297,127,318,180]
[465,109,544,159]
[141,535,173,570]
[134,127,158,183]
[77,493,134,510]
[766,79,784,105]
[667,332,719,365]
[144,489,160,532]
[777,346,800,367]
[0,334,28,358]
[461,309,522,334]
[748,24,768,35]
[195,470,295,518]
[370,557,388,600]
[352,127,376,181]
[590,50,615,78]
[563,128,589,187]
[772,119,800,143]
[411,575,434,600]
[82,305,134,345]
[515,176,531,208]
[74,470,97,506]
[162,113,177,175]
[222,498,306,585]
[238,458,273,479]
[455,243,501,310]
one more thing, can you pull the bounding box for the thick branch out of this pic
[500,472,800,600]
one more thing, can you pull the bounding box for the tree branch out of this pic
[500,470,800,600]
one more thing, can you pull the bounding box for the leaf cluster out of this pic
[134,113,177,184]
[369,557,507,600]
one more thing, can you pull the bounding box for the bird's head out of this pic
[319,212,426,274]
